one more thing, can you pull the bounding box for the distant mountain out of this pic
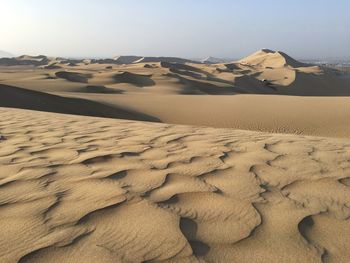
[201,56,233,64]
[113,56,143,64]
[0,50,14,58]
[134,56,196,64]
[0,55,51,66]
[300,57,350,65]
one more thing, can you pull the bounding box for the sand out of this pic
[1,50,350,138]
[0,107,349,262]
[57,93,350,139]
[1,49,349,96]
[1,49,350,262]
[0,84,159,122]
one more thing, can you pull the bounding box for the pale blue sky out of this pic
[1,0,349,59]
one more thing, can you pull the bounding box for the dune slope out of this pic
[61,93,350,139]
[0,84,159,122]
[0,108,349,263]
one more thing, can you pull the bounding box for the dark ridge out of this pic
[114,72,155,87]
[0,57,49,66]
[55,71,92,83]
[43,63,62,69]
[0,84,161,122]
[169,68,204,79]
[84,85,124,94]
[165,73,240,95]
[136,56,196,64]
[160,61,208,75]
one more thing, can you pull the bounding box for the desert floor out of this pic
[1,108,350,262]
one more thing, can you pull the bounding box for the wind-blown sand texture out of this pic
[1,108,350,263]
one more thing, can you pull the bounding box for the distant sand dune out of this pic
[113,72,155,87]
[160,61,207,74]
[55,71,92,83]
[1,49,349,96]
[0,49,349,139]
[238,49,307,68]
[113,55,143,64]
[135,56,196,64]
[161,73,227,94]
[42,63,62,70]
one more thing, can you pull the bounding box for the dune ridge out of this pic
[55,71,92,83]
[0,107,349,262]
[0,84,159,122]
[113,72,155,87]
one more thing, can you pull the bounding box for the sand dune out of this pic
[1,48,350,262]
[134,56,196,64]
[238,49,307,68]
[57,93,350,138]
[0,57,47,66]
[83,85,124,94]
[0,84,159,122]
[58,59,84,66]
[1,48,350,138]
[42,63,62,70]
[164,73,238,94]
[201,56,232,64]
[113,72,155,87]
[0,107,349,262]
[1,49,349,95]
[55,71,92,83]
[113,56,143,64]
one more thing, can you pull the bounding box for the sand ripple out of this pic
[0,108,349,262]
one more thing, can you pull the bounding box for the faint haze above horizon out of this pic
[1,0,349,59]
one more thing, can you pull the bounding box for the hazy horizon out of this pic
[1,0,350,59]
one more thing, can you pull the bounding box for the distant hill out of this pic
[201,56,233,64]
[134,56,196,64]
[113,56,143,64]
[0,50,14,58]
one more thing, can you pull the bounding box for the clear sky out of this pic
[1,0,349,59]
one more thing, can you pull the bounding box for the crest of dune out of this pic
[239,49,307,68]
